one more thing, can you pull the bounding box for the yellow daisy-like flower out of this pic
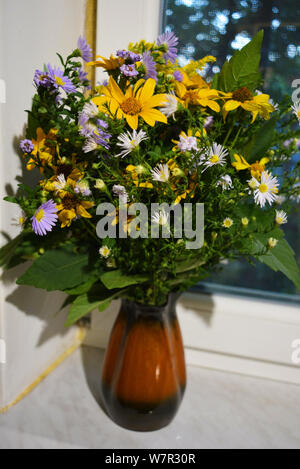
[232,154,270,179]
[223,218,233,228]
[56,196,94,228]
[87,54,122,71]
[175,81,220,112]
[223,87,274,122]
[26,128,57,171]
[93,77,167,130]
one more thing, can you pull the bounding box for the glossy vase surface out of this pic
[101,294,186,431]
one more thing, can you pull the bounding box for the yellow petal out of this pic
[108,77,124,104]
[126,114,139,130]
[223,100,241,112]
[137,78,156,103]
[140,109,167,126]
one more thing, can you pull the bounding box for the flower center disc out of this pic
[55,75,65,87]
[259,184,268,193]
[210,154,219,164]
[232,87,253,103]
[120,97,142,115]
[63,196,76,210]
[35,209,44,223]
[183,90,199,105]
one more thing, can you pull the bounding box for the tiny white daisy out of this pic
[95,179,106,190]
[202,143,228,171]
[160,92,178,119]
[83,137,98,153]
[116,130,148,158]
[275,210,288,225]
[292,102,300,123]
[223,218,233,228]
[248,177,259,190]
[82,101,99,118]
[99,246,111,258]
[217,174,233,190]
[151,163,170,182]
[275,194,286,205]
[177,135,198,152]
[74,180,92,197]
[53,174,67,193]
[151,209,169,226]
[253,171,279,208]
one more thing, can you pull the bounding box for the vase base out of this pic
[102,384,186,432]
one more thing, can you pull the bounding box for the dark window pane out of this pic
[162,0,300,297]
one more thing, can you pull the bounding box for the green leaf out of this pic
[0,234,24,268]
[100,270,149,290]
[214,30,264,92]
[64,276,98,295]
[258,239,300,291]
[3,196,19,204]
[243,116,277,162]
[175,257,205,274]
[16,247,91,291]
[65,287,118,326]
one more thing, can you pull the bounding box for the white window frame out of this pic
[86,0,300,385]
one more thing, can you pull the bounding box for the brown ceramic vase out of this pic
[101,293,186,431]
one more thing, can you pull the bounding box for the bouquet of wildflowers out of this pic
[1,31,300,325]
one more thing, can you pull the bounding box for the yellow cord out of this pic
[0,326,87,414]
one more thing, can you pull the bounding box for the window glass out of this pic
[162,0,300,296]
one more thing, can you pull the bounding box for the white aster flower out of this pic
[202,143,228,171]
[113,184,128,204]
[82,101,99,118]
[248,177,259,190]
[217,174,233,190]
[177,135,198,152]
[116,129,148,158]
[151,208,169,226]
[223,218,233,228]
[275,194,286,205]
[292,102,300,123]
[83,137,98,153]
[253,171,279,208]
[275,210,288,225]
[53,174,67,193]
[74,180,92,197]
[160,92,178,119]
[11,211,26,227]
[99,246,111,258]
[151,163,170,182]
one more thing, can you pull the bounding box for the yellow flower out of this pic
[93,77,167,130]
[126,165,153,188]
[182,56,216,77]
[26,128,57,171]
[223,218,233,228]
[87,55,122,70]
[232,154,269,179]
[175,80,220,112]
[42,168,83,197]
[56,196,94,228]
[223,87,274,122]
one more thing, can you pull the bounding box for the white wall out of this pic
[0,0,87,408]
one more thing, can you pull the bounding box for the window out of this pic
[162,0,300,297]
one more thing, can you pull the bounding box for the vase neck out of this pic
[122,293,180,319]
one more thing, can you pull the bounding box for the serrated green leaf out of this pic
[244,116,277,162]
[65,287,118,326]
[215,30,264,92]
[258,239,300,291]
[16,248,91,291]
[100,270,149,290]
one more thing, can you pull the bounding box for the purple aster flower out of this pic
[127,51,141,63]
[173,70,183,82]
[97,119,109,129]
[157,31,179,64]
[142,50,157,81]
[47,64,77,94]
[77,36,93,62]
[120,64,138,77]
[204,116,214,131]
[116,50,141,63]
[34,69,53,88]
[20,139,34,153]
[76,67,89,83]
[31,200,58,236]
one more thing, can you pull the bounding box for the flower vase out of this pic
[101,294,186,432]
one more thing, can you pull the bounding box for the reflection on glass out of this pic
[162,0,300,296]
